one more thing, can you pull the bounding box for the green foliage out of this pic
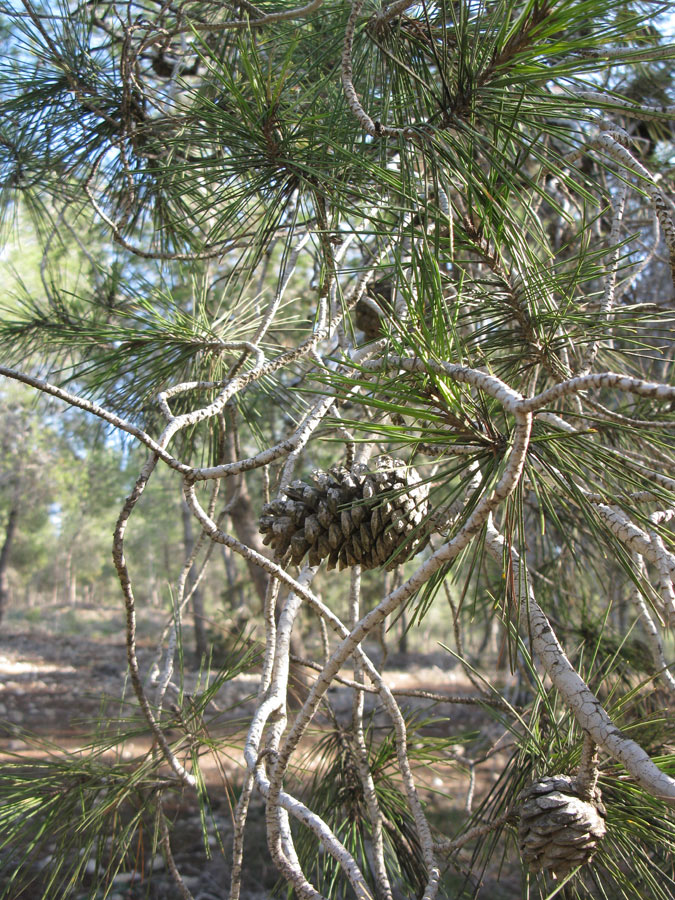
[295,708,471,899]
[0,749,169,900]
[456,632,675,900]
[0,632,259,900]
[0,0,674,898]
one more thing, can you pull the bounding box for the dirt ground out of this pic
[0,605,523,900]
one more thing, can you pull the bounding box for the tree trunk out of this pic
[0,504,18,623]
[226,473,272,606]
[64,548,77,606]
[181,498,208,659]
[221,545,246,619]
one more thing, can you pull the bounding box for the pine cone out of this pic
[517,775,606,877]
[259,457,430,571]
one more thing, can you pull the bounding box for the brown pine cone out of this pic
[517,774,607,877]
[259,457,430,571]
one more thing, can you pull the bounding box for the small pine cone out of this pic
[517,775,607,877]
[354,299,385,339]
[259,456,430,571]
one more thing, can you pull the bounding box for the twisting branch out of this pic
[648,526,675,628]
[574,734,600,802]
[0,365,188,472]
[434,811,514,856]
[372,0,420,31]
[590,131,675,285]
[484,517,675,804]
[289,657,516,709]
[342,0,420,140]
[159,810,196,900]
[579,178,628,374]
[153,0,324,39]
[595,505,675,581]
[631,554,675,697]
[113,452,197,788]
[349,565,393,900]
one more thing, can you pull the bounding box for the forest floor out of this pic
[0,602,524,900]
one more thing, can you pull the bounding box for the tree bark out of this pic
[181,498,208,659]
[221,545,246,618]
[0,504,18,623]
[64,548,77,606]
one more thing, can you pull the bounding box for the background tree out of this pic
[0,1,674,899]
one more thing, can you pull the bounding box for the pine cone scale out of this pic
[259,457,431,571]
[517,775,606,877]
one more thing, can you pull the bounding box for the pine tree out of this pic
[0,1,674,898]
